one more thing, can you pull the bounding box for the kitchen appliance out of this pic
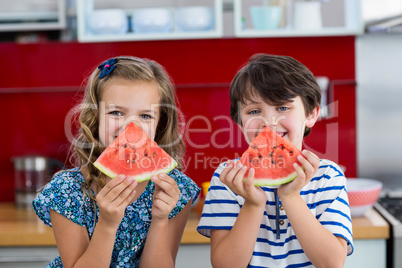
[363,0,402,33]
[374,177,402,268]
[366,15,402,33]
[12,155,63,209]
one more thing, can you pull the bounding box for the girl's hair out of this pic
[229,53,321,137]
[70,56,185,199]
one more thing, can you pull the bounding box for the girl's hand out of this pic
[151,173,180,221]
[278,150,320,199]
[96,175,138,228]
[219,160,267,207]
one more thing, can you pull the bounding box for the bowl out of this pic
[132,8,173,33]
[250,6,282,30]
[346,178,383,217]
[88,9,128,35]
[175,6,214,32]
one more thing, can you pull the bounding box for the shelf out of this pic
[77,30,223,43]
[233,0,364,38]
[76,0,223,43]
[0,0,66,32]
[235,27,362,38]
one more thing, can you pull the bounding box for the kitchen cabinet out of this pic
[344,209,389,268]
[233,0,364,37]
[76,0,364,43]
[0,0,66,32]
[0,203,389,267]
[76,0,223,43]
[344,240,387,268]
[0,247,58,268]
[0,203,210,267]
[0,245,211,268]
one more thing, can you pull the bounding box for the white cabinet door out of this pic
[344,239,387,268]
[0,247,58,268]
[176,244,212,268]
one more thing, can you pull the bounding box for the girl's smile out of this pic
[98,78,161,147]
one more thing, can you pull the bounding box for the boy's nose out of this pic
[258,115,279,130]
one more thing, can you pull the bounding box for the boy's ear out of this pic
[306,106,320,128]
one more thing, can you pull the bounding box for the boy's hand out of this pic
[219,160,267,207]
[278,150,320,199]
[151,173,180,221]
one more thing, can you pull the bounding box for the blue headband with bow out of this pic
[98,58,118,79]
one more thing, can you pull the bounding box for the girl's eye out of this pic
[248,110,260,115]
[277,107,289,112]
[109,111,123,116]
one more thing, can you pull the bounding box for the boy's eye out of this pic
[248,110,260,115]
[141,114,153,120]
[277,107,288,112]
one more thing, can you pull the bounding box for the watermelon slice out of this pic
[94,122,177,182]
[239,126,303,186]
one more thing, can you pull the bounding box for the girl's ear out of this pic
[306,106,320,128]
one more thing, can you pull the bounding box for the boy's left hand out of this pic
[151,173,180,221]
[278,150,320,198]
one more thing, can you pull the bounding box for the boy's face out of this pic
[239,95,319,150]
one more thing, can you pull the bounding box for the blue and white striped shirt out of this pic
[197,159,354,268]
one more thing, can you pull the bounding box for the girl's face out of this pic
[98,78,160,147]
[240,94,319,150]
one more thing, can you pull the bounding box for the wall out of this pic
[0,36,356,202]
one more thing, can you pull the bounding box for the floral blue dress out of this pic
[33,168,200,268]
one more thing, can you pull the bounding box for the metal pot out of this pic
[11,155,64,209]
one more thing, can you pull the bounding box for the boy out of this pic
[197,54,353,268]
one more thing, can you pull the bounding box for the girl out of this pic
[33,56,200,268]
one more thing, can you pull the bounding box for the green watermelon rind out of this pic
[253,171,298,187]
[94,158,178,182]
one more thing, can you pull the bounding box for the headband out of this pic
[98,58,118,79]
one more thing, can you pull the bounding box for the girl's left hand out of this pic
[278,150,320,199]
[151,173,180,221]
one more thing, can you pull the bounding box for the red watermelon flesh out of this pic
[239,126,303,186]
[94,122,177,182]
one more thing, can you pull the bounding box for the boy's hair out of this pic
[70,56,185,197]
[229,53,321,137]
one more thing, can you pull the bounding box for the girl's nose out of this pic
[122,114,141,130]
[120,120,149,145]
[123,120,140,129]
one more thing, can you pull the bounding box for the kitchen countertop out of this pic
[0,202,388,247]
[0,202,209,247]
